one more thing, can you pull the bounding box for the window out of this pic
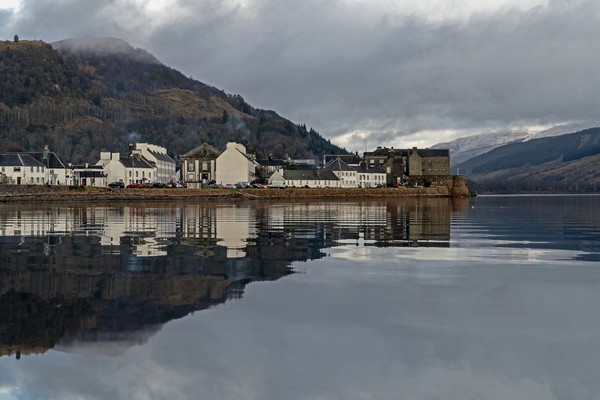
[136,171,139,178]
[36,177,39,183]
[14,167,20,172]
[188,162,194,172]
[202,161,208,171]
[129,171,132,177]
[31,167,34,173]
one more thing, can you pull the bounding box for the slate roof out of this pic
[119,156,155,169]
[322,158,356,172]
[323,154,362,165]
[364,147,410,157]
[0,153,45,167]
[282,169,339,181]
[149,150,175,163]
[24,152,69,169]
[411,149,450,157]
[181,143,222,159]
[354,165,385,174]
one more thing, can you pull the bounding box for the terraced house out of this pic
[0,153,46,185]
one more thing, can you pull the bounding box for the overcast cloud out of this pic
[1,0,599,150]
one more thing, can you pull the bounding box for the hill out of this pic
[0,38,347,163]
[431,122,600,168]
[459,128,600,192]
[431,129,535,166]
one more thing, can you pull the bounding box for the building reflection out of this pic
[0,198,465,359]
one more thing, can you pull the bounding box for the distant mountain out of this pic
[431,129,535,166]
[431,122,600,167]
[458,128,600,192]
[0,38,347,163]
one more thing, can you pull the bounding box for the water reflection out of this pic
[0,198,464,359]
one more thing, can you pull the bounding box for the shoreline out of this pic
[0,184,471,202]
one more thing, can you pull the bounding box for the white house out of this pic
[26,146,73,186]
[134,143,176,183]
[268,169,340,188]
[0,153,46,185]
[215,142,256,185]
[96,151,156,185]
[354,165,386,188]
[322,158,358,188]
[73,164,107,187]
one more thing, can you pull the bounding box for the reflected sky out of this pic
[0,196,599,399]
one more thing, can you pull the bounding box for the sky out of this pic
[1,0,600,151]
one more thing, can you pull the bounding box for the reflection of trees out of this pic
[0,198,466,358]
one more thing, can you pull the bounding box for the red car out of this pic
[126,183,141,188]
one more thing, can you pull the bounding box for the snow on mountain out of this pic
[526,121,600,140]
[431,129,535,166]
[431,122,600,166]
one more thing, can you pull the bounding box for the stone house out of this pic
[363,146,450,185]
[179,143,221,188]
[408,148,450,176]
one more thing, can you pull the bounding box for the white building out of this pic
[322,158,358,188]
[27,147,73,186]
[321,158,385,188]
[72,165,107,187]
[354,165,386,188]
[268,169,340,188]
[0,153,46,185]
[134,143,176,183]
[215,142,257,185]
[96,151,156,185]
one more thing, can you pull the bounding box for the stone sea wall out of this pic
[0,177,470,202]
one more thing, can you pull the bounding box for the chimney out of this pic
[128,143,133,156]
[43,145,49,161]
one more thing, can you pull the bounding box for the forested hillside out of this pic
[461,128,600,192]
[0,38,346,163]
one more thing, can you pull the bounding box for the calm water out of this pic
[0,195,599,400]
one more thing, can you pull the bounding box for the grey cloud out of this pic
[3,0,600,149]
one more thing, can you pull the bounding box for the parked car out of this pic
[208,183,222,189]
[140,183,153,188]
[224,183,236,189]
[153,182,166,188]
[108,181,124,188]
[126,183,141,188]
